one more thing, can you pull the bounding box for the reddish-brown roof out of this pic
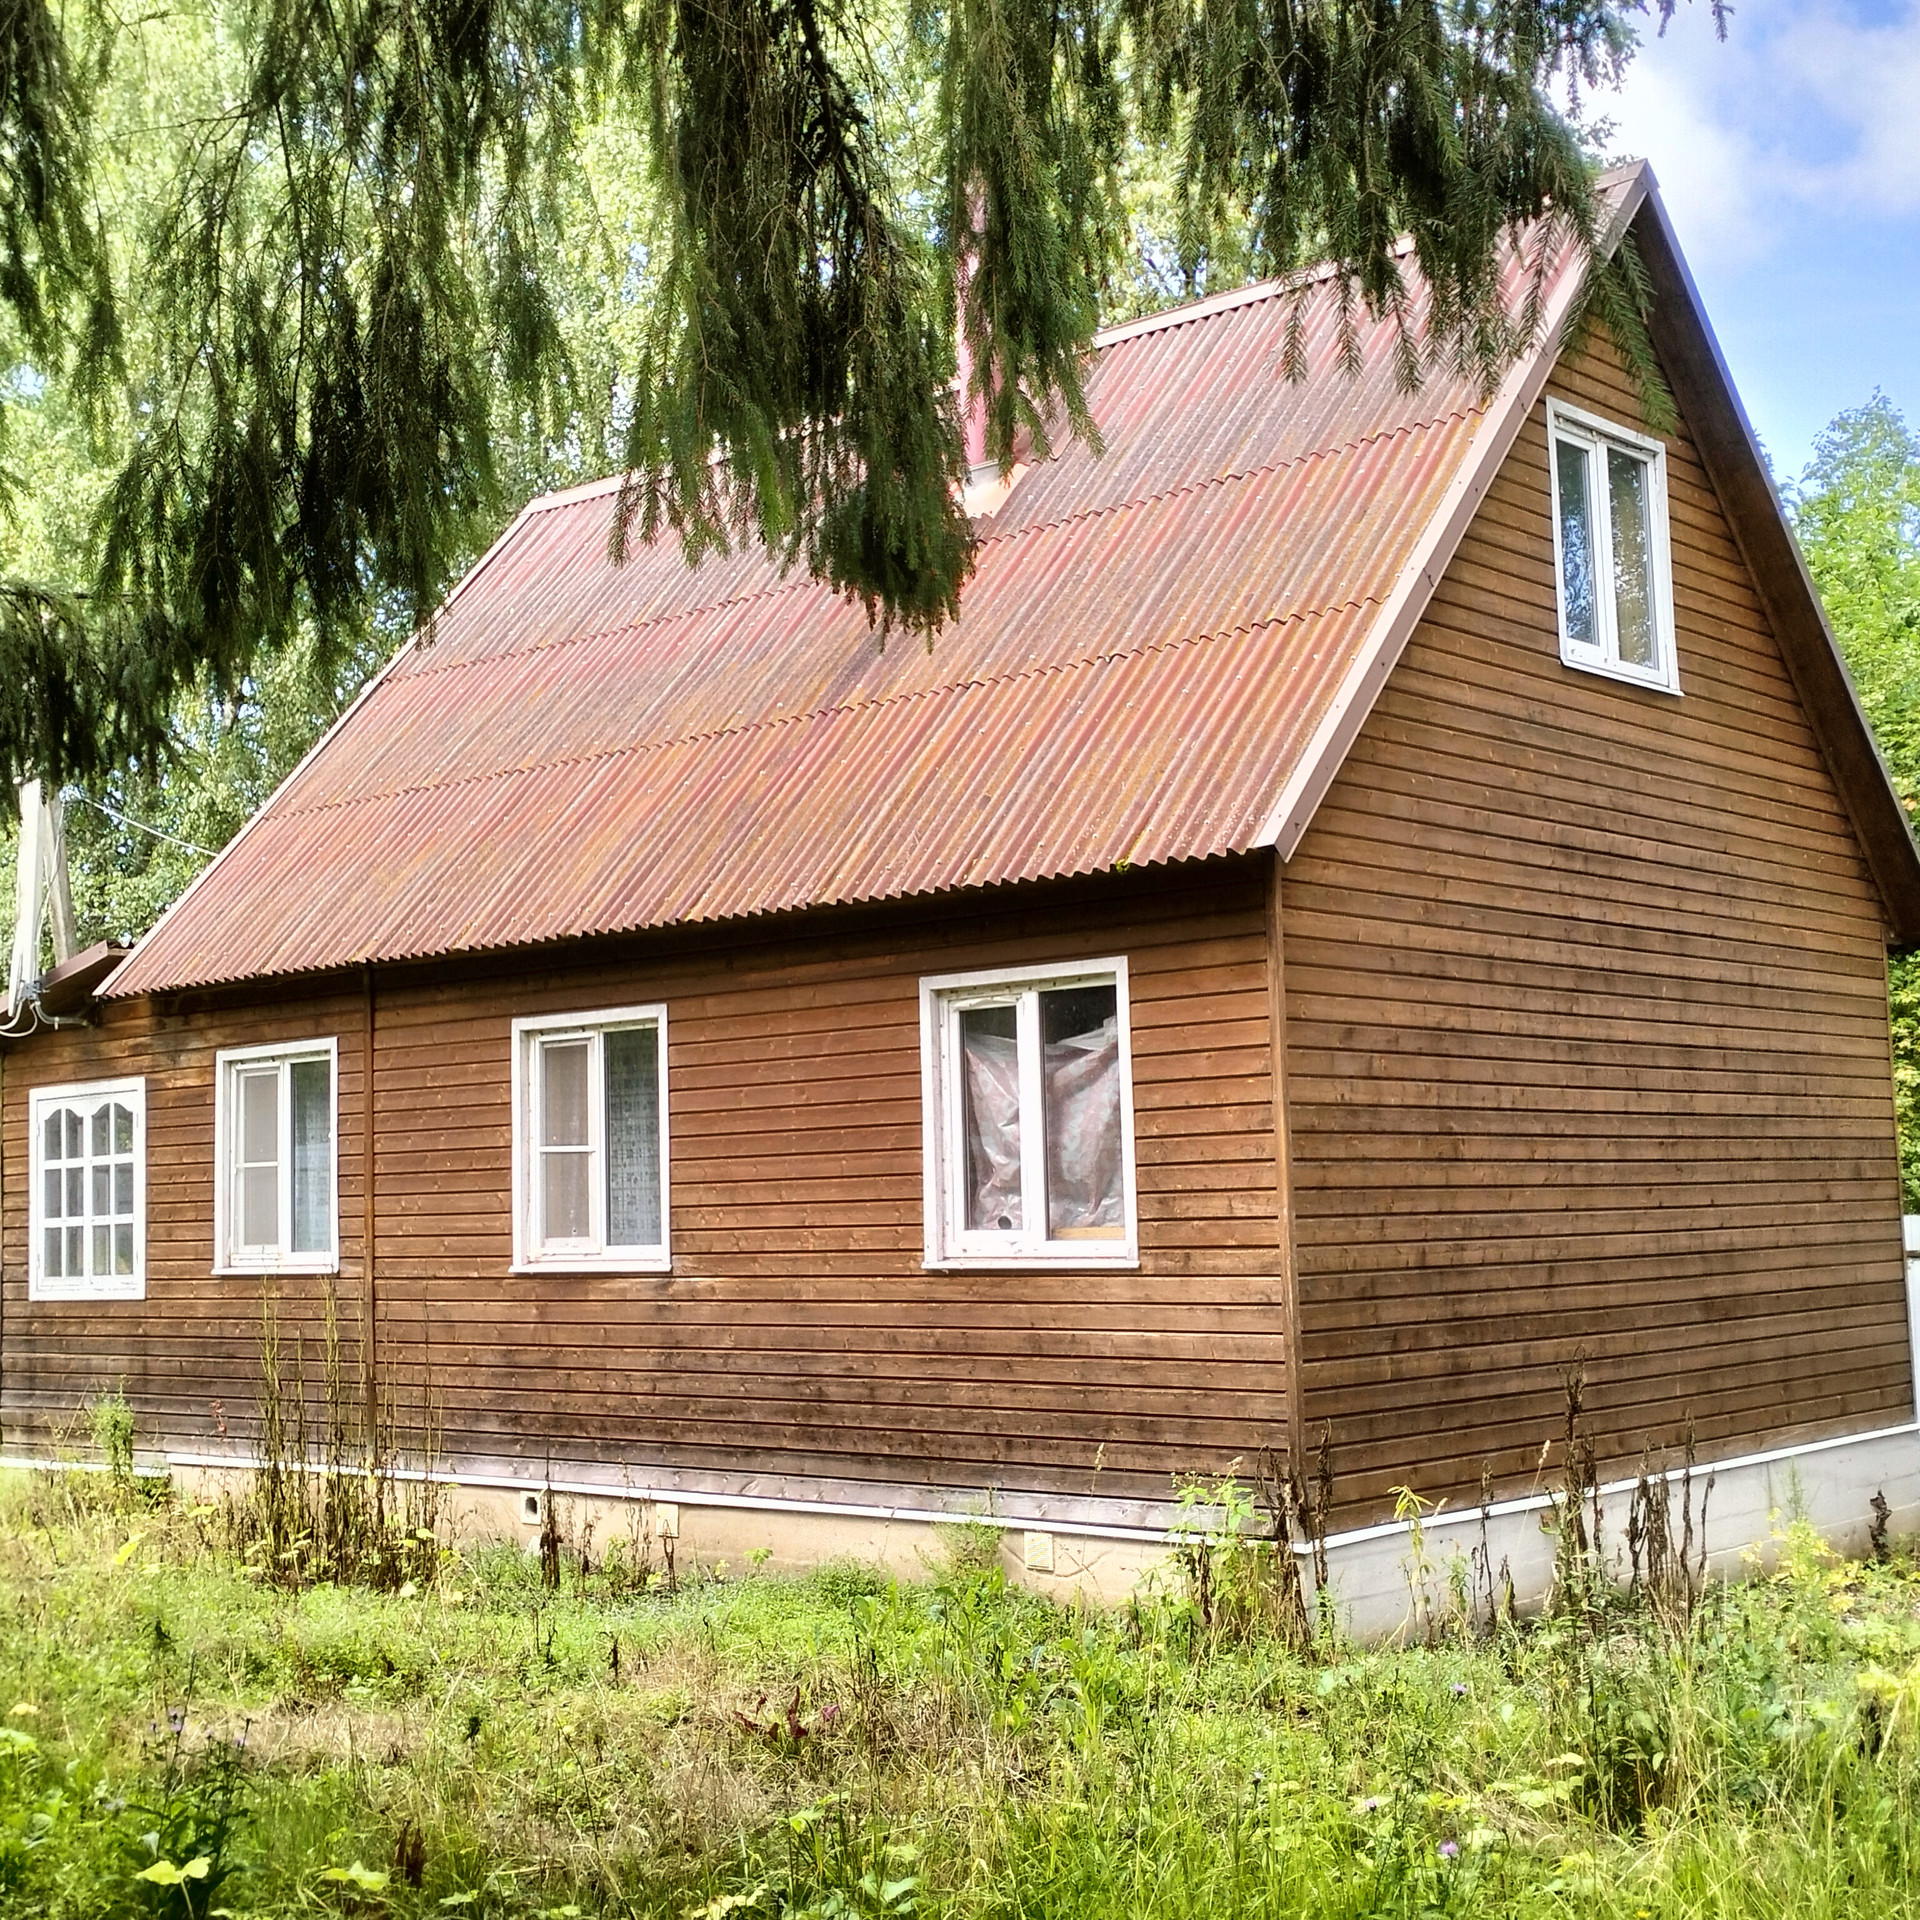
[116,164,1914,994]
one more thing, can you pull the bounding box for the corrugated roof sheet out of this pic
[111,230,1587,996]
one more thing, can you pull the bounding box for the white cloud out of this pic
[1600,44,1771,269]
[1598,0,1920,270]
[1775,6,1920,212]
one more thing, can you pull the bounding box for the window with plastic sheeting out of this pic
[214,1040,338,1273]
[29,1077,147,1301]
[921,960,1138,1268]
[1547,399,1679,695]
[511,1006,669,1272]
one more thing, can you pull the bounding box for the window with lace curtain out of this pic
[214,1039,337,1273]
[511,1006,669,1272]
[919,959,1138,1269]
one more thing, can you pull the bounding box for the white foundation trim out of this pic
[147,1453,1171,1545]
[1312,1418,1920,1555]
[9,1418,1914,1638]
[1330,1421,1920,1641]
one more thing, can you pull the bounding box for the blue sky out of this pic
[1599,0,1920,483]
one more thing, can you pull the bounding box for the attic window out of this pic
[1547,400,1679,696]
[919,959,1139,1270]
[511,1006,669,1274]
[29,1078,145,1301]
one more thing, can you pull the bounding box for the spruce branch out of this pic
[0,0,1722,788]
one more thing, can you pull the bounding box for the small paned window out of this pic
[215,1040,338,1272]
[29,1079,145,1300]
[920,960,1138,1269]
[511,1007,669,1272]
[1547,400,1679,695]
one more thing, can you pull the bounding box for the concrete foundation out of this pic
[1316,1419,1920,1641]
[15,1417,1915,1637]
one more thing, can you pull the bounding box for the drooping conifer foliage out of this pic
[0,0,106,368]
[0,0,1715,793]
[613,0,978,630]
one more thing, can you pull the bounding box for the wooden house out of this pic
[5,164,1918,1616]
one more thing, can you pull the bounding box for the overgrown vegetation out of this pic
[1,0,1698,786]
[3,1451,1918,1919]
[219,1284,447,1595]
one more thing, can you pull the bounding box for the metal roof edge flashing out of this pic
[1090,241,1420,354]
[1092,275,1291,351]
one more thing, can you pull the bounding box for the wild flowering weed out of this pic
[122,1711,252,1918]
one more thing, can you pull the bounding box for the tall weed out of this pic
[223,1281,445,1593]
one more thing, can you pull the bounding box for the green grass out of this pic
[3,1468,1920,1919]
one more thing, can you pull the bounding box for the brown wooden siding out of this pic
[5,332,1912,1536]
[3,862,1289,1518]
[1281,335,1914,1521]
[0,988,369,1458]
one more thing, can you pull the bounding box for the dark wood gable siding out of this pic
[1281,336,1914,1521]
[3,863,1288,1518]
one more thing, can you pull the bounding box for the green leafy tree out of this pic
[0,0,1716,801]
[1791,396,1920,1207]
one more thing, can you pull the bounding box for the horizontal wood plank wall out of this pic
[1282,338,1913,1523]
[0,989,369,1453]
[3,864,1288,1514]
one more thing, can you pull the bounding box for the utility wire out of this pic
[69,793,218,859]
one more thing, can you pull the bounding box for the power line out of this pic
[69,793,219,859]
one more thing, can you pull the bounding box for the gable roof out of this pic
[105,164,1920,1000]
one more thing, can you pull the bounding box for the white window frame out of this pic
[510,1004,671,1274]
[28,1077,147,1302]
[920,956,1139,1271]
[1546,398,1681,697]
[213,1037,340,1275]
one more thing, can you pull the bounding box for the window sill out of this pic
[510,1255,673,1277]
[28,1280,145,1303]
[1560,649,1683,698]
[213,1256,340,1277]
[923,1249,1140,1273]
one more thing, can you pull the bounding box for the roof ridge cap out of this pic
[502,248,1437,524]
[1090,239,1420,351]
[516,471,630,516]
[1091,277,1293,350]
